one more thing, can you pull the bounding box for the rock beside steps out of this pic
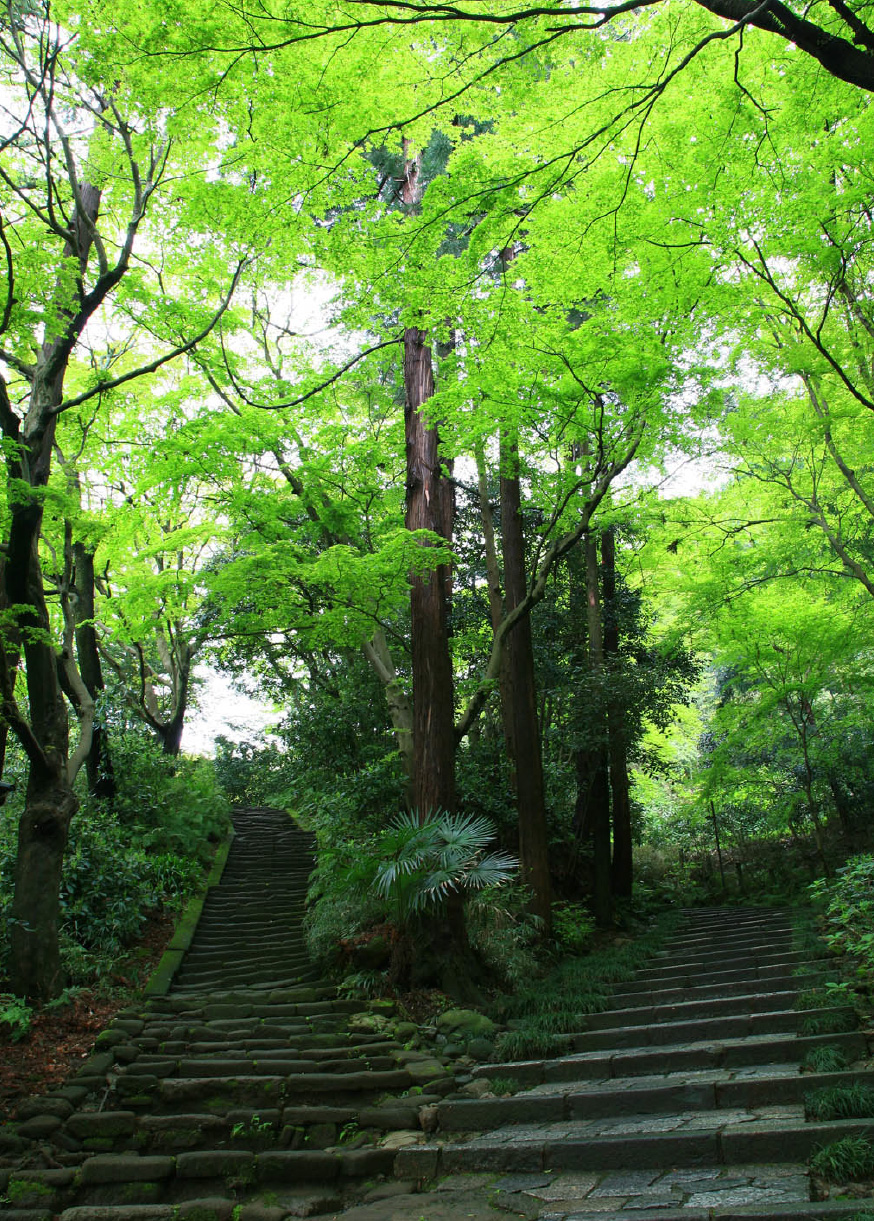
[2,815,872,1220]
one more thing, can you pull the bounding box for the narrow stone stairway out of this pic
[2,812,873,1220]
[399,906,874,1219]
[0,809,456,1220]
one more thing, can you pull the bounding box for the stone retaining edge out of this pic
[143,829,236,998]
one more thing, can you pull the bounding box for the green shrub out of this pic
[802,1044,850,1073]
[465,882,543,988]
[551,902,596,954]
[799,1009,857,1036]
[810,856,874,984]
[809,1135,874,1181]
[495,1025,566,1060]
[0,993,32,1042]
[805,1084,874,1122]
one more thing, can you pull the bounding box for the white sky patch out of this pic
[183,666,278,757]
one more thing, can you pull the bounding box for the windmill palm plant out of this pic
[370,810,518,921]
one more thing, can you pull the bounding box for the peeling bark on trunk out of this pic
[404,325,456,817]
[500,431,552,930]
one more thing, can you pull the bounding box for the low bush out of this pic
[805,1084,874,1122]
[809,1135,874,1182]
[801,1044,850,1073]
[810,856,874,986]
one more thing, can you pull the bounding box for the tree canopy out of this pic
[2,0,874,996]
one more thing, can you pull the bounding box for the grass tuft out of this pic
[809,1135,874,1182]
[802,1044,851,1073]
[805,1084,874,1122]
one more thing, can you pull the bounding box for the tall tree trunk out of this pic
[500,430,552,930]
[601,528,632,898]
[73,543,115,799]
[401,141,455,819]
[404,325,456,817]
[583,532,613,927]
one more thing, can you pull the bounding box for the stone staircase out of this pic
[399,907,874,1218]
[0,809,455,1220]
[2,810,873,1220]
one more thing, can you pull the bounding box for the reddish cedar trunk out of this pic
[500,431,552,930]
[404,326,456,817]
[601,528,633,898]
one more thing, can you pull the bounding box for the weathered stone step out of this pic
[661,932,795,957]
[151,1067,417,1110]
[629,956,822,990]
[119,1053,400,1078]
[570,1005,855,1052]
[582,988,802,1030]
[474,1028,867,1085]
[437,1067,874,1130]
[636,949,811,980]
[398,1113,874,1177]
[611,971,824,1008]
[64,1145,396,1206]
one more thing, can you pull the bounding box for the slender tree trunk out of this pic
[362,629,415,802]
[73,543,115,799]
[601,528,632,898]
[583,533,612,927]
[500,430,552,930]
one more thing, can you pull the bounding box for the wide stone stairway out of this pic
[2,809,873,1220]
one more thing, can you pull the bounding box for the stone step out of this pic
[437,1068,874,1130]
[625,957,824,990]
[397,1113,874,1177]
[610,971,824,1008]
[490,1165,867,1220]
[474,1029,867,1085]
[65,1145,396,1206]
[635,949,811,980]
[582,988,803,1030]
[148,1068,417,1111]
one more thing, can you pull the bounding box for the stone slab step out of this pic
[154,1068,415,1109]
[582,989,802,1029]
[611,972,824,1008]
[473,1029,868,1085]
[397,1114,874,1176]
[438,1067,874,1129]
[570,1006,855,1052]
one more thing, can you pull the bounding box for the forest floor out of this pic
[0,912,175,1114]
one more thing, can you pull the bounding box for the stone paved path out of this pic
[2,810,873,1220]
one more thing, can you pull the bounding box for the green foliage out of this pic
[801,1045,850,1074]
[0,993,32,1042]
[551,903,596,954]
[805,1085,874,1123]
[465,882,544,988]
[488,1077,521,1097]
[494,1025,566,1061]
[799,1009,858,1037]
[809,1136,874,1182]
[108,731,230,861]
[367,810,518,918]
[811,857,874,986]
